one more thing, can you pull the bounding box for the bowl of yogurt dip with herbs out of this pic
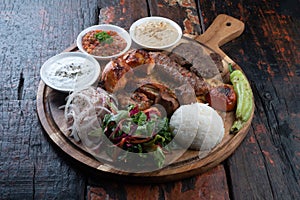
[129,16,182,50]
[40,52,101,92]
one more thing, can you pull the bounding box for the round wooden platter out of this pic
[36,14,254,183]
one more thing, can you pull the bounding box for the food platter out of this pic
[37,14,254,183]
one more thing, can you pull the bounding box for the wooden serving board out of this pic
[36,14,254,183]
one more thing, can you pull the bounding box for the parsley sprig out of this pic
[94,31,113,44]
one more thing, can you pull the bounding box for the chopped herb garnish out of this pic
[54,63,83,78]
[94,31,113,44]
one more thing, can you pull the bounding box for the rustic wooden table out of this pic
[1,0,299,199]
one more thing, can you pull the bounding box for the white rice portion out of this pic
[170,103,224,152]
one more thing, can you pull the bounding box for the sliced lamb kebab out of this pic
[171,42,222,79]
[150,51,209,96]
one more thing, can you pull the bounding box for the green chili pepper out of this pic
[229,64,253,134]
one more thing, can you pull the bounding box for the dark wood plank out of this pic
[0,0,100,101]
[199,0,300,199]
[148,0,203,34]
[87,165,229,200]
[98,0,148,30]
[0,0,100,199]
[97,0,204,34]
[0,100,86,199]
[2,0,299,199]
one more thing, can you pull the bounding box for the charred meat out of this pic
[150,51,209,96]
[101,49,155,92]
[172,43,221,79]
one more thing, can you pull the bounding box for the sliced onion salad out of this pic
[63,86,118,150]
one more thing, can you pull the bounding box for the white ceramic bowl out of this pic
[40,52,101,92]
[77,24,132,60]
[129,16,182,50]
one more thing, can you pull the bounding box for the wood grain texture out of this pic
[97,0,204,34]
[98,0,148,30]
[0,0,99,199]
[1,0,300,199]
[87,165,229,200]
[199,0,300,199]
[148,0,203,34]
[0,100,87,199]
[0,0,99,101]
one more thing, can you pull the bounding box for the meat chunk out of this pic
[116,82,179,117]
[150,51,209,96]
[136,83,179,116]
[117,92,154,111]
[210,53,224,73]
[101,58,132,93]
[172,43,221,78]
[101,49,155,92]
[123,49,155,75]
[175,84,197,105]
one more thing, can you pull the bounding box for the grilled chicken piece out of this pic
[101,49,155,93]
[123,49,155,74]
[103,48,214,116]
[101,58,131,93]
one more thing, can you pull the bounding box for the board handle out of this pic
[195,14,244,54]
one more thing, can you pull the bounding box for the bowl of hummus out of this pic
[129,16,182,50]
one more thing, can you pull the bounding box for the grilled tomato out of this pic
[205,84,237,112]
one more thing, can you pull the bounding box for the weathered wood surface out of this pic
[199,1,300,199]
[87,165,229,200]
[1,0,299,200]
[0,0,98,199]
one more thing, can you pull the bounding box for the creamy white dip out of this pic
[134,20,179,47]
[45,56,96,90]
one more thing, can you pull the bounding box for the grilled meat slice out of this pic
[117,91,154,111]
[168,51,192,69]
[116,81,179,116]
[137,83,179,116]
[175,84,197,105]
[172,43,221,79]
[150,51,209,96]
[210,53,224,74]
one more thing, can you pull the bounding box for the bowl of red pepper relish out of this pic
[77,24,132,60]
